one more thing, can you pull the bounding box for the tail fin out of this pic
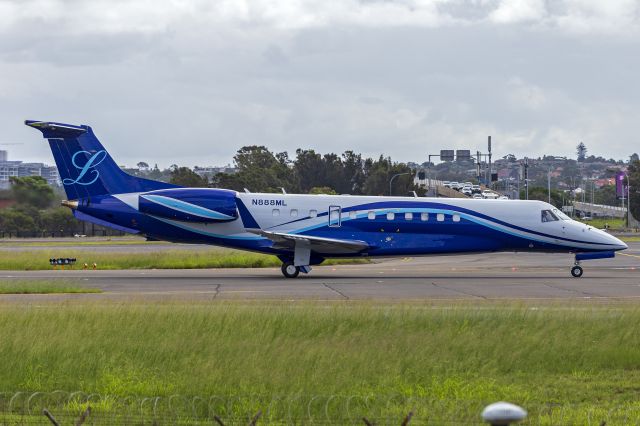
[26,120,177,200]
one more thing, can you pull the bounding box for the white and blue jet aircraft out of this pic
[26,120,627,278]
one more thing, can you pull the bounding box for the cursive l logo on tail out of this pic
[62,150,108,186]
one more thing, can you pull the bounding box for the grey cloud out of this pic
[1,0,639,168]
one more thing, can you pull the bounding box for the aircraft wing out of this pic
[247,229,370,254]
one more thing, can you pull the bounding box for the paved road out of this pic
[1,243,639,302]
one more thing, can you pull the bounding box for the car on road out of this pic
[461,187,473,196]
[472,193,483,199]
[482,190,499,199]
[472,185,482,194]
[498,195,509,200]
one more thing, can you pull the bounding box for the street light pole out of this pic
[389,172,410,196]
[547,166,551,204]
[626,172,631,228]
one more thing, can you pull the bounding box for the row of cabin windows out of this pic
[271,209,460,222]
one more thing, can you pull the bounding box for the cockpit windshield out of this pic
[541,209,559,222]
[552,208,571,220]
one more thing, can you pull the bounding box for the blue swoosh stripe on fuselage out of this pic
[271,201,611,247]
[141,195,234,220]
[289,210,611,252]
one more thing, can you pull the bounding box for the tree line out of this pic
[171,145,420,196]
[1,148,638,237]
[0,176,122,237]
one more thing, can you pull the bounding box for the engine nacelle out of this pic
[139,188,238,223]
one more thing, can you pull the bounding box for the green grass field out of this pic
[576,217,626,229]
[0,279,101,294]
[0,249,369,271]
[1,302,639,424]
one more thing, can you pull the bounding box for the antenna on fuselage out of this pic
[244,188,251,193]
[409,191,418,198]
[280,187,287,194]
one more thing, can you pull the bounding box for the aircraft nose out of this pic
[607,234,627,251]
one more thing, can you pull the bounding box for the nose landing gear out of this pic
[570,251,615,278]
[570,262,583,278]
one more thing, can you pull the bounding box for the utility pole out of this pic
[487,136,492,188]
[547,166,551,204]
[522,158,529,200]
[626,172,631,228]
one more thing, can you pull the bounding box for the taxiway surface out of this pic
[1,242,639,302]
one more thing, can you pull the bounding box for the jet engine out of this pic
[138,188,238,222]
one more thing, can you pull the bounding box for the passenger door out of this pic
[328,205,341,228]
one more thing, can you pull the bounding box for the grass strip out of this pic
[0,279,101,294]
[0,249,369,270]
[0,302,638,423]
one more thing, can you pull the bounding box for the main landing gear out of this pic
[280,261,312,278]
[281,262,300,278]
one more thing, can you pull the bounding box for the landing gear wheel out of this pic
[281,262,300,278]
[571,265,583,278]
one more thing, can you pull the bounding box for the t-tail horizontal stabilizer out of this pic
[25,120,177,200]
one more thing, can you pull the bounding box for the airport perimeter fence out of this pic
[1,391,639,425]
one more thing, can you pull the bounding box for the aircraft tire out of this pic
[281,262,300,278]
[571,265,583,278]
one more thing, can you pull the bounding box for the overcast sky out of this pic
[1,0,639,168]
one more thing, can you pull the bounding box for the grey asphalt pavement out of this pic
[1,242,639,302]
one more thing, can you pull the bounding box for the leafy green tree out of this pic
[520,187,565,208]
[309,186,337,195]
[9,176,54,209]
[593,185,617,206]
[169,167,209,187]
[341,151,366,194]
[212,146,294,193]
[363,156,416,196]
[576,142,587,162]
[294,149,325,192]
[41,207,82,234]
[628,160,640,221]
[0,208,37,234]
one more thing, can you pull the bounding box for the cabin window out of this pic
[290,209,298,217]
[368,211,376,220]
[420,212,429,221]
[349,211,357,220]
[437,213,444,222]
[405,212,413,220]
[272,209,280,217]
[309,209,317,218]
[452,214,460,222]
[386,212,395,220]
[541,209,559,222]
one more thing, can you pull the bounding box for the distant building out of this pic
[631,153,639,163]
[595,178,615,188]
[0,151,60,189]
[193,165,238,179]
